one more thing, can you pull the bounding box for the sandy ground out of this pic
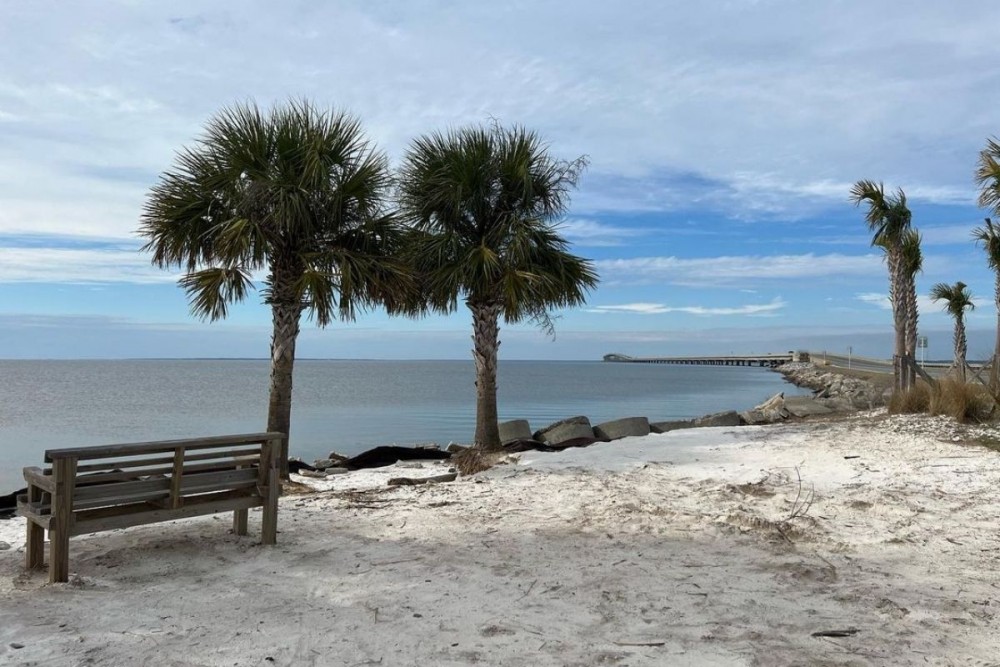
[1,410,999,666]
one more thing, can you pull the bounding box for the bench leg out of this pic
[25,485,45,570]
[233,509,248,536]
[261,464,279,546]
[50,458,76,584]
[25,522,44,570]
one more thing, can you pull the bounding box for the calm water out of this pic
[0,359,808,490]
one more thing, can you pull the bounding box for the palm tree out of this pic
[850,180,913,391]
[975,137,1000,213]
[398,124,599,450]
[930,281,975,381]
[972,218,1000,386]
[900,229,923,388]
[140,101,414,477]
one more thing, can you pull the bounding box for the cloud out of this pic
[588,298,786,316]
[856,292,989,313]
[556,218,646,247]
[0,245,178,284]
[595,253,883,286]
[0,1,998,243]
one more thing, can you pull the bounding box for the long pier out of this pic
[603,352,794,368]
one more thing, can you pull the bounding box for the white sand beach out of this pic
[1,410,998,666]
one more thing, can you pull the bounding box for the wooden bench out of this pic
[17,432,283,583]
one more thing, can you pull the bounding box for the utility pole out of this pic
[848,346,852,370]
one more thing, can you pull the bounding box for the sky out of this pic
[2,0,1000,360]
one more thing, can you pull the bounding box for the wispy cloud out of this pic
[556,218,646,247]
[596,253,883,286]
[588,297,786,317]
[0,246,177,283]
[856,292,989,313]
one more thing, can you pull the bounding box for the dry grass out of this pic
[452,447,509,476]
[888,382,931,414]
[929,377,995,423]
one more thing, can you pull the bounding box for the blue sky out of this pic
[2,1,1000,360]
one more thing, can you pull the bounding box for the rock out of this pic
[287,459,319,474]
[446,442,469,453]
[498,419,533,445]
[395,461,424,469]
[343,446,452,471]
[547,436,602,449]
[692,410,742,428]
[324,467,349,475]
[312,458,340,470]
[297,469,327,479]
[416,443,441,451]
[739,393,790,425]
[784,396,834,417]
[501,438,553,452]
[533,416,595,445]
[0,541,10,551]
[326,452,350,464]
[593,416,650,440]
[650,420,695,433]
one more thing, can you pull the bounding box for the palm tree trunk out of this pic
[993,273,1000,390]
[904,272,919,391]
[469,300,502,450]
[887,248,907,392]
[266,271,304,479]
[955,314,968,383]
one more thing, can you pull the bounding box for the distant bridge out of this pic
[602,352,797,368]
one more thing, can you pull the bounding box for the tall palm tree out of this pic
[900,229,923,388]
[140,101,414,477]
[972,218,1000,386]
[398,124,599,450]
[850,180,913,391]
[930,281,975,382]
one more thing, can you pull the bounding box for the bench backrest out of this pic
[40,432,284,514]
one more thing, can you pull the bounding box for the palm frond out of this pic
[179,266,254,321]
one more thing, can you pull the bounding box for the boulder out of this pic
[324,467,350,475]
[343,446,451,471]
[739,393,790,425]
[298,468,327,479]
[446,442,468,453]
[533,416,595,446]
[593,416,650,440]
[326,452,350,464]
[650,420,695,433]
[498,419,533,444]
[547,436,602,450]
[783,396,834,418]
[313,458,340,470]
[692,410,742,428]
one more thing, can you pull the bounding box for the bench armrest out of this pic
[23,467,55,493]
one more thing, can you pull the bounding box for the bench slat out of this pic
[75,459,259,485]
[70,491,265,536]
[46,432,283,461]
[73,447,264,474]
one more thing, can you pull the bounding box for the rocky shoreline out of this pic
[290,361,890,477]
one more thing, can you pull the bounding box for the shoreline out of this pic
[2,408,998,664]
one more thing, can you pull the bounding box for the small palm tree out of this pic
[972,218,1000,386]
[930,281,975,381]
[140,101,414,477]
[850,180,913,390]
[399,124,599,450]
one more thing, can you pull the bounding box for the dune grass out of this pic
[889,377,995,423]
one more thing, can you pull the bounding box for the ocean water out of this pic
[0,359,809,491]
